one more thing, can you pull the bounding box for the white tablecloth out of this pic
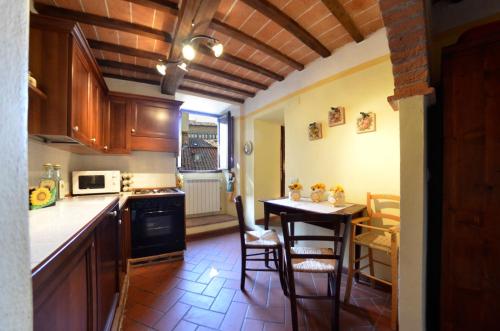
[266,198,352,214]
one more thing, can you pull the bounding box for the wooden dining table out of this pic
[260,197,366,281]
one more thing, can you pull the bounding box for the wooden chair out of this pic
[280,212,350,331]
[234,196,285,292]
[344,193,400,330]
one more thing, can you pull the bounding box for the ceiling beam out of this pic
[210,19,304,71]
[125,0,178,15]
[184,75,255,98]
[178,85,245,104]
[88,39,165,61]
[35,4,172,42]
[189,63,267,90]
[103,73,160,85]
[240,0,331,57]
[98,59,255,97]
[161,0,221,95]
[197,45,284,81]
[320,0,364,42]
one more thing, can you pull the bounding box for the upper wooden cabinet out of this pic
[29,14,107,151]
[103,95,131,155]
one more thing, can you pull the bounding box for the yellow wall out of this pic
[241,56,400,225]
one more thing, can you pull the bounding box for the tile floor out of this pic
[123,232,392,331]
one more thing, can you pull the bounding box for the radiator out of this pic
[184,179,221,215]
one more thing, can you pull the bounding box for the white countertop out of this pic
[29,195,119,270]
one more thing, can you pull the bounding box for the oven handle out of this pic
[139,210,176,218]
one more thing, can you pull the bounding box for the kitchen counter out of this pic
[29,195,119,271]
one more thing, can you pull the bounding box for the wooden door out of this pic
[131,100,178,139]
[441,21,500,331]
[105,97,131,154]
[96,205,120,331]
[71,42,92,145]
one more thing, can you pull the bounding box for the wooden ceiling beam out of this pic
[240,0,330,57]
[184,75,255,98]
[103,73,160,86]
[197,45,284,81]
[88,39,165,61]
[189,63,267,90]
[161,0,221,95]
[125,0,178,15]
[98,59,254,98]
[320,0,364,42]
[178,85,245,104]
[210,19,304,71]
[35,4,172,42]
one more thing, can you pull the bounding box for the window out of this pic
[179,111,233,172]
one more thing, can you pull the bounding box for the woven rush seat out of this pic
[245,229,280,246]
[291,246,337,273]
[354,231,392,253]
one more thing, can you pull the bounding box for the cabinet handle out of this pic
[109,210,117,217]
[118,219,122,225]
[91,138,96,143]
[131,128,136,133]
[103,145,108,151]
[73,125,79,132]
[124,208,129,212]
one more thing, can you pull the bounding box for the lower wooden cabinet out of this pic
[32,202,120,331]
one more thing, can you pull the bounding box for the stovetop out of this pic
[132,188,183,195]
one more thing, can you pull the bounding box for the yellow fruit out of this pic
[31,187,51,206]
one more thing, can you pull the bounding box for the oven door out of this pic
[131,208,185,258]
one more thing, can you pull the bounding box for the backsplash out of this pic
[28,139,177,195]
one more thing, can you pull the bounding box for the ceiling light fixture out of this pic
[156,60,167,75]
[177,62,188,72]
[181,35,224,62]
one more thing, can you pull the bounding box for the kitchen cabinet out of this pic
[130,97,183,153]
[29,14,107,152]
[103,95,131,154]
[32,202,120,331]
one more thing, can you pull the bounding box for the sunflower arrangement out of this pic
[30,187,56,210]
[310,182,326,192]
[330,185,344,193]
[288,182,303,191]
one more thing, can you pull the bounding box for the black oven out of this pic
[130,195,185,258]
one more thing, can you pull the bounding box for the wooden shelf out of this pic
[29,84,47,99]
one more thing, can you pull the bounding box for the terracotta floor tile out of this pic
[219,301,248,331]
[210,288,235,313]
[125,232,395,331]
[172,320,197,331]
[125,303,163,328]
[183,306,225,329]
[179,291,214,309]
[154,302,190,331]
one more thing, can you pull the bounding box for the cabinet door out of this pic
[89,78,102,149]
[33,237,96,331]
[104,97,130,154]
[96,205,120,331]
[71,42,92,145]
[131,100,178,139]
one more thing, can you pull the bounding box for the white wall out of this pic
[0,0,33,329]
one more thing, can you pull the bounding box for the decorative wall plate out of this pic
[243,141,253,155]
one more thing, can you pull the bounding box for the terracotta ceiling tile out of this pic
[216,0,236,20]
[296,3,331,29]
[92,26,119,44]
[153,10,176,32]
[239,10,269,36]
[100,50,121,62]
[253,18,282,42]
[154,42,170,56]
[137,35,159,54]
[358,17,384,36]
[281,0,319,21]
[317,28,348,49]
[308,15,340,36]
[131,3,155,27]
[116,31,138,47]
[50,0,82,11]
[267,0,292,10]
[80,0,108,16]
[223,1,254,28]
[135,57,152,67]
[352,3,380,24]
[344,0,378,15]
[78,23,99,40]
[324,33,351,49]
[297,51,319,64]
[106,0,132,22]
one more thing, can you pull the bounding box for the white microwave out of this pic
[72,171,121,195]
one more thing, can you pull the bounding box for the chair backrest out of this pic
[367,193,400,222]
[233,195,247,244]
[279,212,350,274]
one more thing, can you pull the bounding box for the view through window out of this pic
[180,113,219,171]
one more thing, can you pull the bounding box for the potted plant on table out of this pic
[328,184,346,206]
[310,182,326,202]
[288,180,303,201]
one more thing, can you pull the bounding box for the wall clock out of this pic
[243,141,253,155]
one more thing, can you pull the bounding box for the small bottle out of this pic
[53,164,65,200]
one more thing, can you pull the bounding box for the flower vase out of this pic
[334,191,345,206]
[310,189,324,203]
[289,190,301,201]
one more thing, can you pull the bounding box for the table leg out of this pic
[354,218,361,283]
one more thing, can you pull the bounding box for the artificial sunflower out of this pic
[30,187,52,206]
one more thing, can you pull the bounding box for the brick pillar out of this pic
[379,0,435,110]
